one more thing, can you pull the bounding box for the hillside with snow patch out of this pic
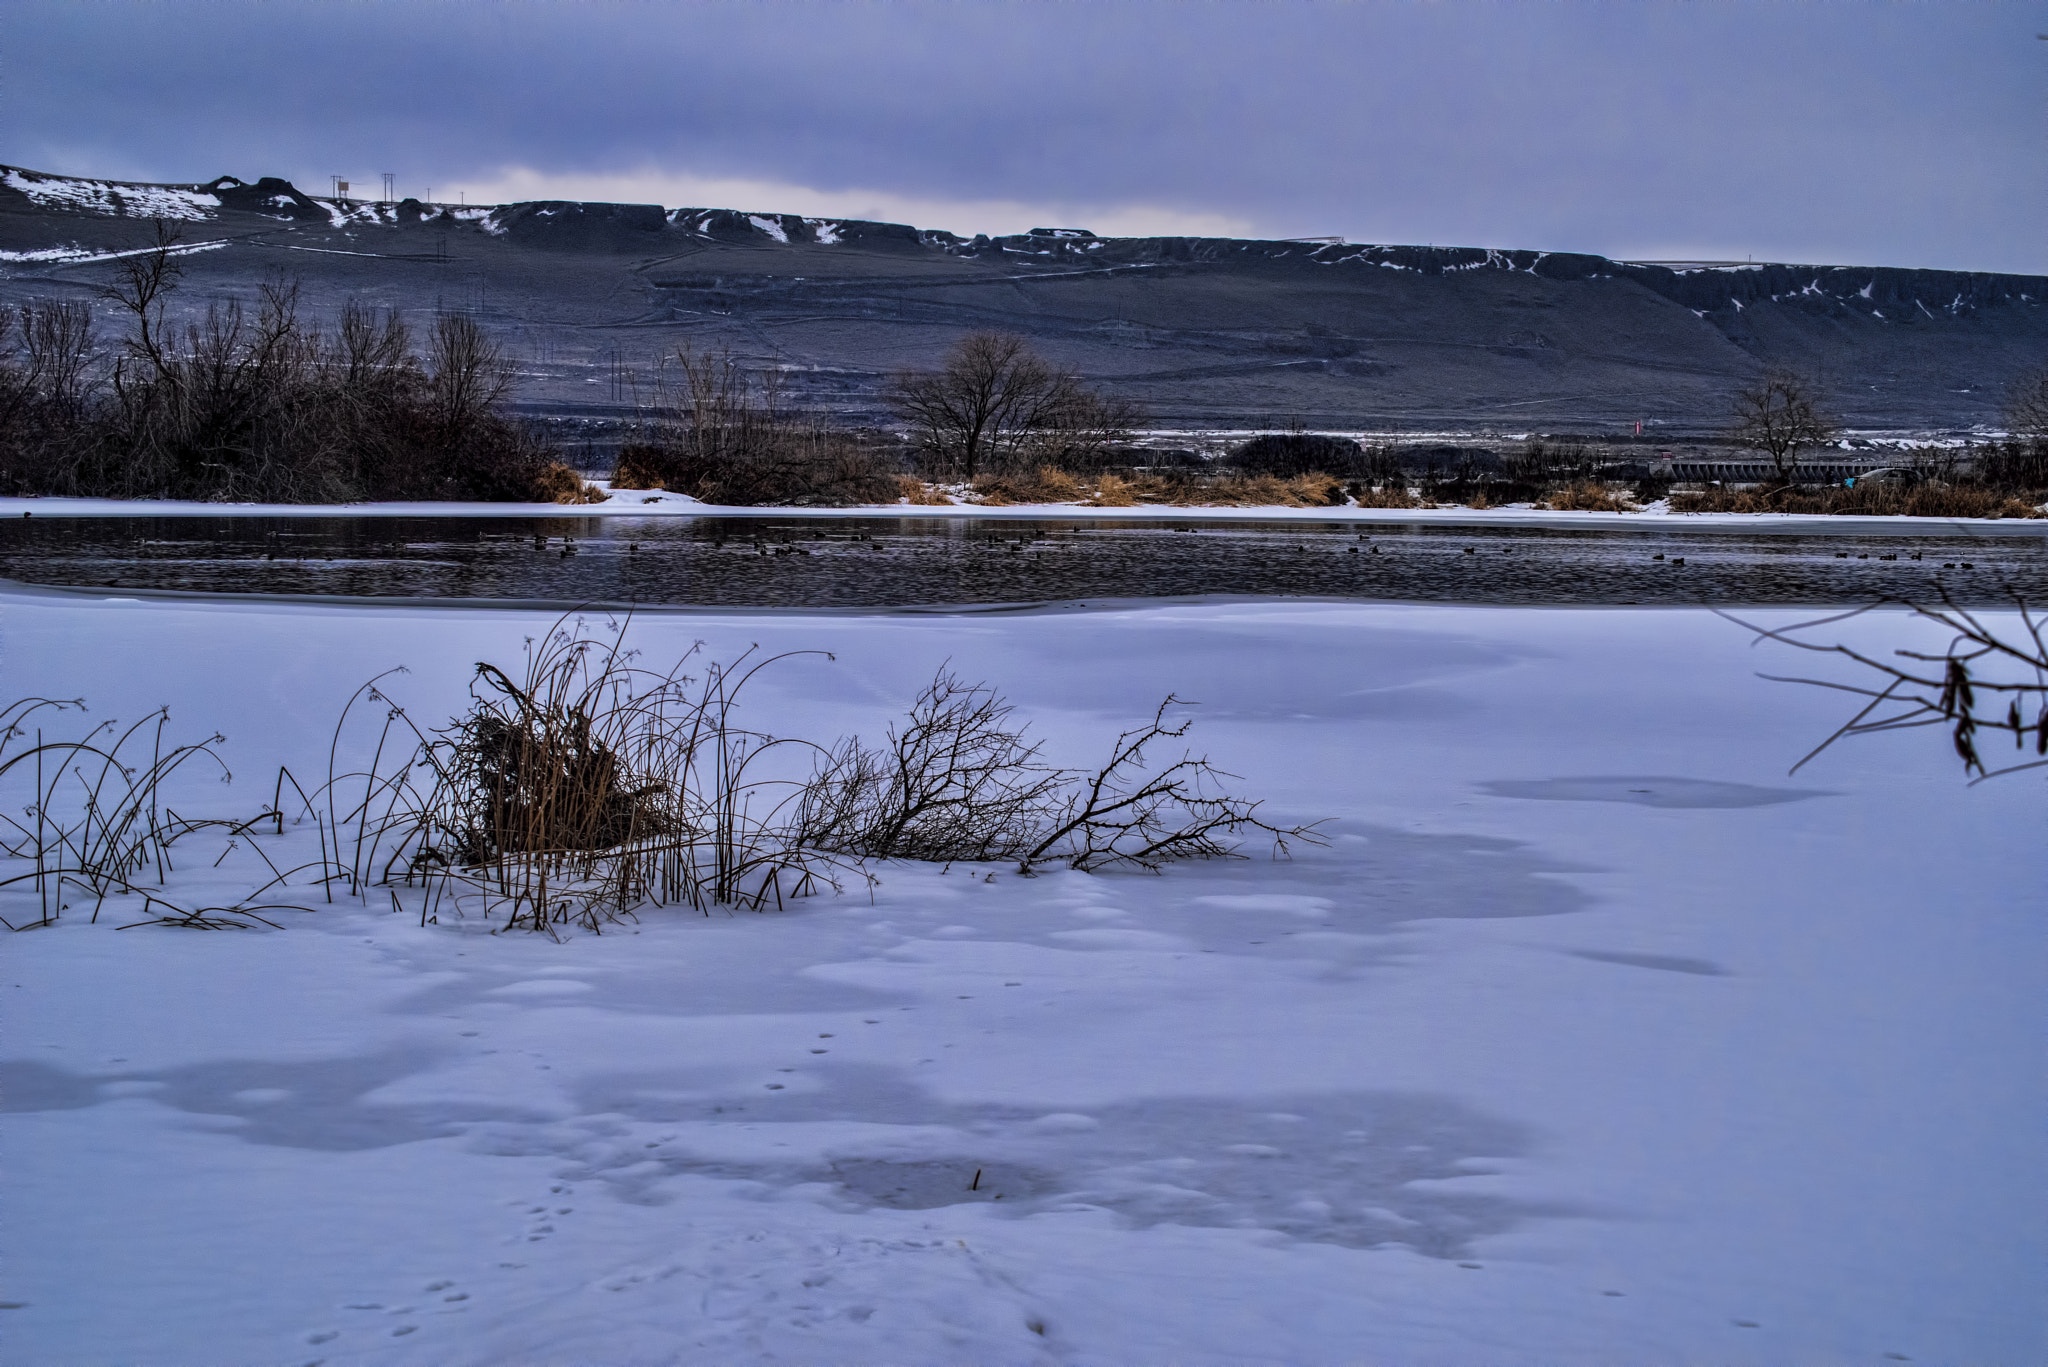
[2,164,2042,439]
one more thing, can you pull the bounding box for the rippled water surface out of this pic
[3,515,2043,607]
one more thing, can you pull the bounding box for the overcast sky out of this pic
[7,1,2042,273]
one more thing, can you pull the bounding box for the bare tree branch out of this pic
[1728,590,2048,780]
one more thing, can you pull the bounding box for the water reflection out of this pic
[1,515,2041,608]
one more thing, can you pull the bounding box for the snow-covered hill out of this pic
[2,163,2042,436]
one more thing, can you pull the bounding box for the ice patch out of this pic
[1567,949,1729,976]
[1045,929,1188,950]
[749,214,789,244]
[486,979,596,998]
[1478,776,1832,808]
[1193,894,1333,920]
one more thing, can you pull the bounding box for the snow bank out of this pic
[2,590,2040,1364]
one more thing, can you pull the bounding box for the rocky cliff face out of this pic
[3,165,2041,436]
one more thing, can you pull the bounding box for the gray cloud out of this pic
[5,1,2040,272]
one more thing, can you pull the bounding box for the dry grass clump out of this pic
[342,625,856,936]
[321,631,1320,928]
[1539,480,1635,512]
[1349,483,1421,509]
[1669,486,1796,514]
[1100,470,1346,508]
[1088,472,1142,506]
[4,622,1325,936]
[1671,484,2047,518]
[897,474,954,505]
[0,698,301,929]
[970,466,1082,505]
[964,468,1353,509]
[532,461,610,505]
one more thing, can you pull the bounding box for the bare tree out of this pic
[1,222,556,503]
[1018,383,1141,473]
[426,312,512,434]
[889,332,1131,481]
[20,301,96,412]
[100,219,186,384]
[1729,369,1838,485]
[2004,363,2048,443]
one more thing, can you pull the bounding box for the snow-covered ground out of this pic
[3,587,2041,1365]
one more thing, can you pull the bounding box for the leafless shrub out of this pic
[2005,364,2048,444]
[1507,439,1594,487]
[1734,593,2048,782]
[804,675,1324,873]
[615,346,901,505]
[800,671,1066,861]
[1020,697,1323,872]
[0,222,562,502]
[1230,432,1362,478]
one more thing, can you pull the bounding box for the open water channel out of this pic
[2,515,2044,609]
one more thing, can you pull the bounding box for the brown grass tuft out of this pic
[1350,484,1420,509]
[533,461,610,504]
[897,475,953,505]
[1541,481,1634,512]
[971,466,1082,505]
[1088,472,1141,506]
[1670,484,2048,518]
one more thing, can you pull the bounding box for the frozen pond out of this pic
[2,514,2043,606]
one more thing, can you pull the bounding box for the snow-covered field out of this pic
[3,586,2041,1365]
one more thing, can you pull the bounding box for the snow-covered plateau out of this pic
[2,585,2041,1365]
